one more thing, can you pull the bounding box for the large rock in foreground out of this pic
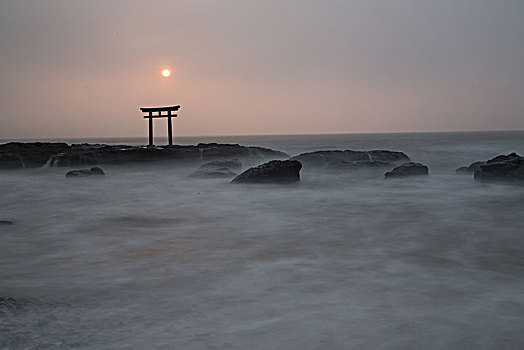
[473,153,524,183]
[290,150,410,169]
[231,160,302,184]
[385,162,429,178]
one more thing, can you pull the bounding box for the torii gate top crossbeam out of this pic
[140,105,180,113]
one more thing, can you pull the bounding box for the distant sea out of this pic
[2,131,524,349]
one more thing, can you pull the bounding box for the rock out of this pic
[51,152,98,167]
[0,142,70,168]
[188,167,238,179]
[0,220,13,225]
[474,153,524,183]
[0,153,24,169]
[199,159,242,171]
[66,167,105,177]
[290,150,410,169]
[1,142,288,169]
[385,162,429,178]
[0,297,26,310]
[455,161,486,174]
[367,150,411,163]
[231,160,302,184]
[198,143,288,161]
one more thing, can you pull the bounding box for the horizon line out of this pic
[1,128,524,142]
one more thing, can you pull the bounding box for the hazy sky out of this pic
[1,0,523,138]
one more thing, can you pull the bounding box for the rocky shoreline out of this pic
[1,142,522,184]
[0,142,289,169]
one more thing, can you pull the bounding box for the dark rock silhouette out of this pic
[291,150,410,169]
[385,162,429,178]
[0,142,288,169]
[66,167,105,177]
[473,153,524,183]
[231,160,302,184]
[0,220,13,225]
[188,167,237,179]
[0,154,24,169]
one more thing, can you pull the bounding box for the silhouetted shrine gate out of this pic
[140,105,180,146]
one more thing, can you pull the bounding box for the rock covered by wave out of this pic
[198,159,242,171]
[66,167,105,177]
[0,142,288,169]
[385,162,429,178]
[188,167,238,179]
[290,149,410,169]
[188,158,241,179]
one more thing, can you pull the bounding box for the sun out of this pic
[161,69,171,78]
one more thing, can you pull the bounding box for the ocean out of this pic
[1,131,524,349]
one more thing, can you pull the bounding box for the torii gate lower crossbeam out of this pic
[140,105,180,146]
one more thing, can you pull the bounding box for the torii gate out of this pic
[140,105,180,146]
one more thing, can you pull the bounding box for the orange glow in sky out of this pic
[161,69,171,78]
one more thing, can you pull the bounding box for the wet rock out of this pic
[66,167,105,177]
[456,161,486,174]
[0,220,14,225]
[231,160,302,184]
[291,150,410,169]
[0,153,24,169]
[199,159,242,171]
[474,153,524,183]
[385,162,429,178]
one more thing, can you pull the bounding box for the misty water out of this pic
[1,131,524,349]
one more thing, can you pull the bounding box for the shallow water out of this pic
[1,131,524,349]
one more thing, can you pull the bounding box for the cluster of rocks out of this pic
[0,142,289,169]
[217,148,423,183]
[0,141,435,183]
[456,153,523,183]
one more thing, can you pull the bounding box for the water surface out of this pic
[1,131,524,349]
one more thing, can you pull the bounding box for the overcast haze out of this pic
[1,0,523,138]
